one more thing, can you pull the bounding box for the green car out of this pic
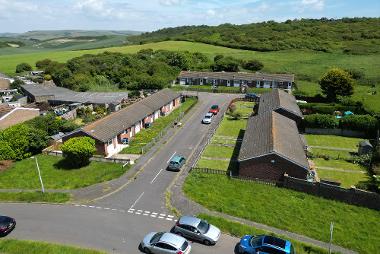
[167,155,186,171]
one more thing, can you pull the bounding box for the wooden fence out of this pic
[43,150,130,165]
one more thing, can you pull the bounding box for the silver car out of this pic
[202,112,213,124]
[140,232,191,254]
[172,216,221,245]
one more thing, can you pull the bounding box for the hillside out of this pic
[128,18,380,54]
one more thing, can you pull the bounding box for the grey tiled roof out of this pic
[21,84,129,105]
[179,71,294,83]
[238,111,309,169]
[258,89,302,118]
[80,89,180,142]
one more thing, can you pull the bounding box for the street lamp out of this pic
[31,156,45,193]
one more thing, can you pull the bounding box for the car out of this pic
[245,93,260,100]
[0,215,16,236]
[172,216,221,245]
[167,155,186,171]
[209,105,220,115]
[202,112,213,124]
[238,235,295,254]
[140,232,191,254]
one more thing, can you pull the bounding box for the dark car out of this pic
[0,216,16,236]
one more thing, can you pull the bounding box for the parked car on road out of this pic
[0,215,16,236]
[238,235,295,254]
[140,232,191,254]
[245,93,259,100]
[172,216,221,245]
[209,105,220,115]
[202,112,213,124]
[167,155,186,171]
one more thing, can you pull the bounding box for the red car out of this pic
[209,105,220,115]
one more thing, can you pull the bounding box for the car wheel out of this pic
[143,247,151,254]
[203,239,212,246]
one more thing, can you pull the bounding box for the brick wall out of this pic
[283,175,380,210]
[239,154,309,182]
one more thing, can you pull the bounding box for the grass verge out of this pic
[0,155,128,189]
[317,169,368,188]
[0,191,70,203]
[121,97,197,154]
[305,135,361,150]
[198,214,337,254]
[0,239,105,254]
[184,172,380,254]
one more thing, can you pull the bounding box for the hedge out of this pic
[304,114,339,129]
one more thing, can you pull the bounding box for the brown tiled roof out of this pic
[179,71,294,83]
[238,111,309,169]
[0,105,12,118]
[80,89,180,142]
[258,89,302,118]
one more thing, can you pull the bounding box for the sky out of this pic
[0,0,379,33]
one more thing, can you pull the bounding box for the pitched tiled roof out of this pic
[258,89,302,118]
[80,89,180,142]
[179,71,294,83]
[238,111,309,169]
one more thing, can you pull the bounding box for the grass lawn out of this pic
[305,135,361,150]
[313,158,366,172]
[0,191,70,203]
[214,117,247,138]
[0,239,105,254]
[184,172,380,254]
[199,214,335,254]
[121,97,197,154]
[202,145,236,159]
[196,158,234,172]
[317,169,369,188]
[0,155,128,190]
[310,148,353,160]
[234,101,255,116]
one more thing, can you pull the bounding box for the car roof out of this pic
[262,235,289,251]
[211,104,219,108]
[171,155,184,163]
[179,216,201,227]
[205,112,213,117]
[159,232,186,248]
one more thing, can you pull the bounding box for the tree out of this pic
[61,137,96,168]
[319,68,354,101]
[212,56,240,72]
[16,63,32,73]
[1,125,31,160]
[36,59,53,69]
[0,141,16,160]
[10,78,25,90]
[243,60,264,71]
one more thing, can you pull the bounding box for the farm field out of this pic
[0,40,379,111]
[184,172,380,254]
[0,155,128,190]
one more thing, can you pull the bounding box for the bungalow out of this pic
[258,89,303,124]
[63,89,181,157]
[238,111,310,182]
[177,71,294,90]
[0,105,40,130]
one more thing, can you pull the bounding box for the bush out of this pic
[0,141,16,160]
[319,68,354,101]
[304,114,339,129]
[15,62,32,73]
[339,115,378,134]
[61,137,96,168]
[243,60,264,71]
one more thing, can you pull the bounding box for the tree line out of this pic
[128,18,380,54]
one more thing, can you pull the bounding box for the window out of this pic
[123,130,128,134]
[258,246,286,254]
[107,140,112,146]
[155,243,176,251]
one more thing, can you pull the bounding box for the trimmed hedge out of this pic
[304,114,339,129]
[299,103,366,115]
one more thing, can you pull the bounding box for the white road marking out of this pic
[136,212,142,215]
[151,214,157,218]
[166,218,173,221]
[143,213,149,216]
[111,208,117,211]
[158,216,164,219]
[150,168,164,184]
[152,212,158,215]
[104,207,110,210]
[128,210,134,213]
[160,214,166,217]
[96,207,102,209]
[129,208,135,211]
[74,204,81,207]
[137,210,143,213]
[144,211,150,214]
[88,206,95,208]
[167,151,177,163]
[167,215,174,218]
[129,192,144,210]
[81,205,87,207]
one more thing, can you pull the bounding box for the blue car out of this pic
[238,235,295,254]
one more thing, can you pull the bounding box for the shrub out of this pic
[61,137,96,168]
[319,68,354,101]
[304,114,339,129]
[339,115,378,135]
[0,141,16,160]
[243,60,264,71]
[15,62,32,73]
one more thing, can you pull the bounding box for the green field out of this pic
[1,40,379,111]
[184,172,380,254]
[317,169,368,188]
[0,155,127,189]
[0,239,105,254]
[305,135,361,150]
[0,191,70,203]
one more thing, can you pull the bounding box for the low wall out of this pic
[305,128,366,138]
[283,175,380,210]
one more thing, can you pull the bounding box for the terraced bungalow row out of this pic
[63,89,181,157]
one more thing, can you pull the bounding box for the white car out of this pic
[202,112,213,124]
[140,232,191,254]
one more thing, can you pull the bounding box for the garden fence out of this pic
[43,150,130,165]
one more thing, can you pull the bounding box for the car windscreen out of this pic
[197,220,210,234]
[211,105,218,109]
[150,232,164,244]
[250,236,263,247]
[205,115,211,119]
[181,240,189,251]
